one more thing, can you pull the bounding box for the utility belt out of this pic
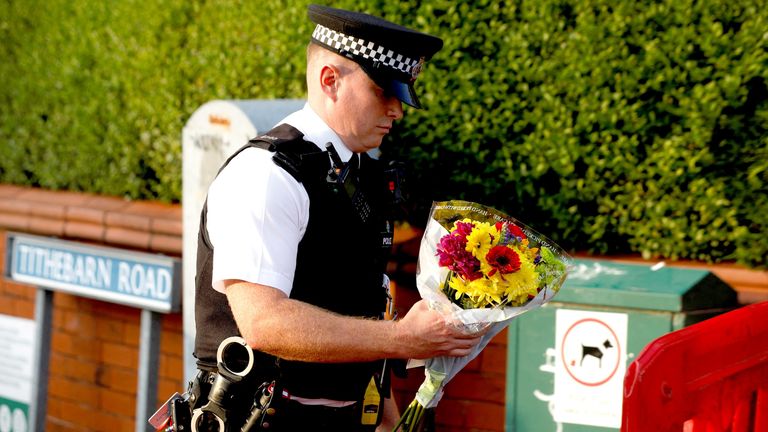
[149,336,387,432]
[281,400,368,431]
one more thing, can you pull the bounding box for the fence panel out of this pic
[622,301,768,432]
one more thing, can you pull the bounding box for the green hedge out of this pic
[0,0,312,200]
[1,0,766,268]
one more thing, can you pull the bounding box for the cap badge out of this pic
[410,57,425,81]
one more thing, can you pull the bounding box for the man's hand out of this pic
[393,299,488,359]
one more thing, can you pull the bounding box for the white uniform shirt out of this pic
[206,103,355,295]
[207,104,368,407]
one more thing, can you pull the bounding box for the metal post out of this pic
[29,288,53,432]
[135,309,161,432]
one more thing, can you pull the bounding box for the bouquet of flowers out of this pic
[393,200,571,431]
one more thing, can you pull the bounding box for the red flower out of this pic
[509,223,526,240]
[486,245,521,276]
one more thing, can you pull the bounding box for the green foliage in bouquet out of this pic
[2,0,766,268]
[435,216,566,309]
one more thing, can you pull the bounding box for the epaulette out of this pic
[245,124,326,182]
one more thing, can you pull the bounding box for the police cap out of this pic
[308,4,443,109]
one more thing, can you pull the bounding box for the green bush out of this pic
[0,0,313,200]
[1,0,766,268]
[380,0,768,268]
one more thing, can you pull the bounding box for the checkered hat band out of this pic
[312,24,421,77]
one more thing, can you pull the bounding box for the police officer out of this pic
[193,4,486,431]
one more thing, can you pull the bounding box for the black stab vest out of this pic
[194,123,395,400]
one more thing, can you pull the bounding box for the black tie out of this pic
[346,153,372,222]
[348,153,360,179]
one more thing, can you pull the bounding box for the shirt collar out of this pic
[277,103,355,164]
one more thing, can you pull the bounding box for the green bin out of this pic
[505,258,737,431]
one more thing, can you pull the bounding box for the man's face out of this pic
[331,66,404,153]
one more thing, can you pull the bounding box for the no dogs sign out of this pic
[553,309,628,428]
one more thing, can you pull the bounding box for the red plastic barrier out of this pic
[622,301,768,432]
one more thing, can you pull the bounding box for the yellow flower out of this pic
[463,220,499,261]
[447,244,540,308]
[498,249,539,306]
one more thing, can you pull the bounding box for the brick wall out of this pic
[0,185,184,432]
[1,184,766,432]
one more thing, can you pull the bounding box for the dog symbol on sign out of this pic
[560,316,624,387]
[580,340,614,368]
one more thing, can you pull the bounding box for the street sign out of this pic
[6,233,180,313]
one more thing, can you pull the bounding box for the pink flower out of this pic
[453,221,474,237]
[437,232,482,281]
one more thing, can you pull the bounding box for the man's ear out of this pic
[319,64,340,100]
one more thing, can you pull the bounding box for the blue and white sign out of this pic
[6,233,181,313]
